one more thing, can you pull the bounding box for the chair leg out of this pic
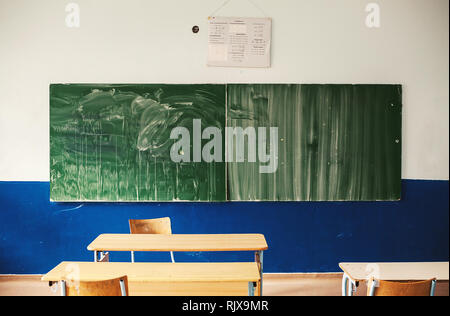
[120,279,127,296]
[368,279,378,296]
[131,251,135,263]
[430,280,437,296]
[170,251,175,263]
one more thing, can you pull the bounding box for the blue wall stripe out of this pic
[0,180,448,274]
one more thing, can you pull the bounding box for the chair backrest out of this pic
[367,277,437,296]
[129,217,172,235]
[63,276,129,296]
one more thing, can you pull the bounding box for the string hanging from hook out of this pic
[209,0,268,18]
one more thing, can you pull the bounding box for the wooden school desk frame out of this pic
[43,262,261,296]
[87,234,268,295]
[339,262,450,296]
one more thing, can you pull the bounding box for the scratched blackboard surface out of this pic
[50,84,401,202]
[50,84,226,202]
[227,84,402,201]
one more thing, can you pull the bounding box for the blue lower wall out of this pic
[0,180,448,274]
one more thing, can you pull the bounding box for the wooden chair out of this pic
[367,277,437,296]
[129,217,175,263]
[61,276,128,296]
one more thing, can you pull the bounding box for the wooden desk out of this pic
[42,262,261,296]
[87,234,268,252]
[339,262,450,296]
[87,234,268,294]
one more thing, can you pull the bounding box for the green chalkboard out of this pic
[50,84,226,202]
[50,84,401,202]
[227,84,402,201]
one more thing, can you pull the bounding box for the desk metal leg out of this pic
[348,279,356,296]
[255,251,264,296]
[99,252,109,262]
[248,282,255,296]
[342,273,349,296]
[342,273,352,296]
[95,251,109,262]
[60,280,66,296]
[342,273,357,296]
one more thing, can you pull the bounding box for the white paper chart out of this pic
[207,16,272,68]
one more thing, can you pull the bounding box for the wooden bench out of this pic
[42,262,261,296]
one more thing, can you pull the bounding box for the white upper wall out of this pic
[0,0,448,181]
